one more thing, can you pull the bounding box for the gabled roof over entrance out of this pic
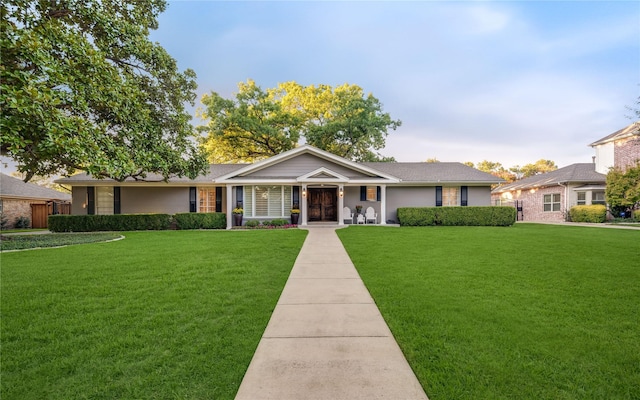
[216,145,400,184]
[297,167,350,183]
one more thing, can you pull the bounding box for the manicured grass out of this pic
[1,232,123,251]
[1,229,307,400]
[337,224,640,400]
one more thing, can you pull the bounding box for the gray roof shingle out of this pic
[56,161,502,185]
[56,164,247,184]
[363,162,504,183]
[1,173,72,201]
[492,163,606,193]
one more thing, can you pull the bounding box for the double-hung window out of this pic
[577,192,586,206]
[198,188,216,212]
[592,191,606,205]
[442,187,459,206]
[96,187,114,215]
[543,193,561,212]
[244,186,292,217]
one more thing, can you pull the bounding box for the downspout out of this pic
[558,181,568,221]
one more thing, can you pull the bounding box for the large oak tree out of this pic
[198,80,401,163]
[1,0,208,182]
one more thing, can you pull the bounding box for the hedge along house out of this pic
[57,145,503,229]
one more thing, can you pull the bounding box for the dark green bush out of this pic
[49,214,172,232]
[397,206,516,227]
[569,205,607,223]
[173,212,226,230]
[269,219,288,227]
[244,220,260,228]
[15,216,31,229]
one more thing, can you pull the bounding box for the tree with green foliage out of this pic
[198,80,303,163]
[606,161,640,214]
[1,0,207,182]
[511,159,558,178]
[199,80,401,163]
[475,160,516,182]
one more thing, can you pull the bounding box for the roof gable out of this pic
[217,145,399,183]
[297,167,350,183]
[589,122,640,147]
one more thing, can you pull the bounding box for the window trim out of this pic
[543,193,561,212]
[244,185,292,218]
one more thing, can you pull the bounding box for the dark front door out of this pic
[308,188,337,222]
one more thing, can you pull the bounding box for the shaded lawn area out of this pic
[337,224,640,400]
[1,229,307,400]
[1,232,123,251]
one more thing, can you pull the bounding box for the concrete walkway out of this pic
[235,227,428,400]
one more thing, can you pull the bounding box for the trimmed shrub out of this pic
[569,205,607,223]
[49,214,172,232]
[244,220,260,228]
[173,212,226,230]
[269,219,288,227]
[397,206,516,227]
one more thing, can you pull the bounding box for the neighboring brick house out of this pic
[589,121,640,173]
[492,122,639,222]
[0,173,71,229]
[491,163,606,222]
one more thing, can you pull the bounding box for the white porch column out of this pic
[338,184,345,226]
[380,184,387,225]
[300,185,308,226]
[226,184,233,229]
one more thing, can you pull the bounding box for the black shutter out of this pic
[236,186,243,208]
[292,186,300,207]
[189,187,197,212]
[114,187,121,214]
[87,187,95,215]
[215,187,223,212]
[376,186,381,201]
[435,186,442,207]
[461,186,468,207]
[360,186,366,201]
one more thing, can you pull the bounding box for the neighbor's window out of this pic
[442,187,459,206]
[592,191,606,205]
[198,188,216,213]
[96,186,114,215]
[577,192,586,206]
[244,186,292,217]
[543,193,561,212]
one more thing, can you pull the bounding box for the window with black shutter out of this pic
[461,186,468,207]
[189,187,197,212]
[87,187,95,215]
[215,187,223,212]
[114,187,121,214]
[435,186,442,207]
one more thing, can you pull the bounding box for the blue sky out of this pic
[148,0,639,168]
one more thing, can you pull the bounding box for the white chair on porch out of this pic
[365,206,377,224]
[343,206,354,224]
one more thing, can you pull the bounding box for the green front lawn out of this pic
[337,224,640,399]
[1,230,307,400]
